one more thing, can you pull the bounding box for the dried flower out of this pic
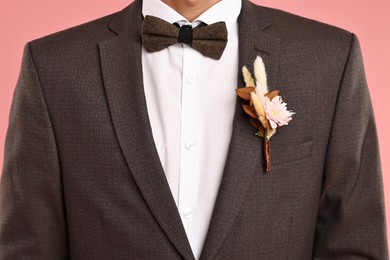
[264,96,295,129]
[235,56,295,173]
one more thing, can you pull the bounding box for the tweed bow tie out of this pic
[141,15,228,60]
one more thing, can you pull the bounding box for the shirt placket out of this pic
[178,42,201,239]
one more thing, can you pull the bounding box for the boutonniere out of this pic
[235,56,295,173]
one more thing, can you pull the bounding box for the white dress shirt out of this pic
[141,0,241,258]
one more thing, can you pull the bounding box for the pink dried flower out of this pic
[264,96,295,129]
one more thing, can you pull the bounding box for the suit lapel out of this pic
[98,1,194,259]
[199,1,281,259]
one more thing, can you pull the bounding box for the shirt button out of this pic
[184,141,195,151]
[183,209,193,219]
[187,75,197,84]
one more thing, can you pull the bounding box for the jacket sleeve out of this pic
[0,43,69,259]
[312,33,388,259]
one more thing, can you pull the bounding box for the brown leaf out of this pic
[249,117,261,128]
[236,87,255,100]
[258,127,265,137]
[265,90,279,100]
[242,104,258,119]
[249,118,265,137]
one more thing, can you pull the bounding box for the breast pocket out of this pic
[271,139,313,166]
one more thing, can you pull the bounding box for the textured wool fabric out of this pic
[0,0,388,259]
[141,15,228,60]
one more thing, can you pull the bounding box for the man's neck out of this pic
[161,0,221,22]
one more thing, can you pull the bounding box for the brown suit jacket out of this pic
[0,0,388,259]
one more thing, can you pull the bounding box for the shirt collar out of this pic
[142,0,242,30]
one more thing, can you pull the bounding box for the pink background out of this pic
[1,0,389,244]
